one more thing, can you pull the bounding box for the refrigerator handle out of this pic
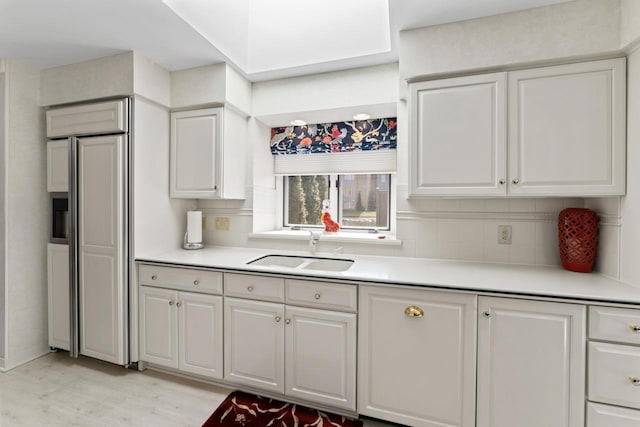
[69,136,79,358]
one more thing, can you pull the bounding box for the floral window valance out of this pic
[270,117,397,155]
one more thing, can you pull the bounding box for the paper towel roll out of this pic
[187,211,203,244]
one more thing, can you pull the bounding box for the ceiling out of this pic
[0,0,572,82]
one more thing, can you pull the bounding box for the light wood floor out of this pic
[0,352,393,427]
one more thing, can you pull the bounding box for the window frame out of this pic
[283,174,391,232]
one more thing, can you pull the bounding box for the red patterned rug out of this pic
[202,391,362,427]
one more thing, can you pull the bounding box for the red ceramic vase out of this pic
[558,208,598,273]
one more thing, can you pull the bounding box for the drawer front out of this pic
[285,279,357,312]
[588,342,640,410]
[138,264,222,295]
[224,273,285,302]
[590,306,640,345]
[587,402,640,427]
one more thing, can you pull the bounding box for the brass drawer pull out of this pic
[630,325,640,333]
[247,286,254,292]
[193,280,200,286]
[314,293,321,300]
[152,274,158,280]
[405,306,424,318]
[630,376,640,386]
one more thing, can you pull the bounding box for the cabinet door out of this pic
[477,297,585,427]
[139,286,178,369]
[224,297,285,393]
[78,135,126,365]
[48,243,70,350]
[358,285,477,427]
[409,72,507,197]
[508,58,626,196]
[178,292,223,379]
[170,108,222,199]
[46,99,127,138]
[285,306,356,411]
[47,140,69,192]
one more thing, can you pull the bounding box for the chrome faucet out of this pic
[308,230,320,254]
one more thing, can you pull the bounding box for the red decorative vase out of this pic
[558,208,598,273]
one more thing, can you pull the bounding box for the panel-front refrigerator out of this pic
[46,98,130,366]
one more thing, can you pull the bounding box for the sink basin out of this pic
[248,255,308,268]
[247,255,354,272]
[302,259,354,272]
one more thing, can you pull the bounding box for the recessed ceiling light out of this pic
[290,119,307,126]
[353,113,371,120]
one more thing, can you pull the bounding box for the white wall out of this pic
[40,52,134,106]
[0,67,5,362]
[3,60,48,370]
[252,63,398,126]
[619,46,640,284]
[399,0,621,82]
[132,97,193,257]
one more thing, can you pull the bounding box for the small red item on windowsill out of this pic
[558,208,598,273]
[320,211,340,233]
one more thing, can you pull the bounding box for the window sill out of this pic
[248,230,402,246]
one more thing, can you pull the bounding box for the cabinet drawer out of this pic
[588,342,640,409]
[587,402,640,427]
[224,273,285,302]
[590,306,640,345]
[138,264,222,295]
[285,279,357,312]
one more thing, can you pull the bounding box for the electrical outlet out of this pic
[215,217,230,231]
[498,225,512,245]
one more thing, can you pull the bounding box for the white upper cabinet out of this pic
[409,58,626,197]
[508,58,626,196]
[47,140,69,192]
[170,107,246,199]
[46,99,127,138]
[410,72,507,197]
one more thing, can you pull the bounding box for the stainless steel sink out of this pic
[247,255,354,272]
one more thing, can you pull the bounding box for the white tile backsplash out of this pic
[199,190,628,271]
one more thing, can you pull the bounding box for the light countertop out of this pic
[136,246,640,305]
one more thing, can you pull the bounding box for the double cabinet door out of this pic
[224,297,357,411]
[409,57,626,197]
[139,286,223,379]
[359,286,586,427]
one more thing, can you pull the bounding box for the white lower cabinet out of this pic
[139,286,223,379]
[477,297,586,427]
[224,297,285,393]
[358,285,477,427]
[48,243,70,350]
[285,305,356,410]
[224,296,357,411]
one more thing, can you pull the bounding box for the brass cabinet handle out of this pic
[193,280,200,286]
[483,311,491,318]
[176,301,182,307]
[285,319,291,324]
[314,293,321,300]
[247,286,254,292]
[404,306,424,318]
[629,376,640,386]
[275,316,281,322]
[152,274,158,280]
[630,325,640,333]
[512,178,520,184]
[168,300,175,306]
[499,179,506,185]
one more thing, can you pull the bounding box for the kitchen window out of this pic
[284,174,391,231]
